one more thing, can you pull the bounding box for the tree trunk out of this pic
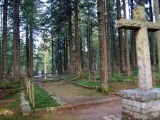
[1,0,8,87]
[13,0,20,82]
[64,36,68,73]
[30,25,33,78]
[130,0,136,70]
[57,36,62,74]
[154,0,160,70]
[111,18,117,71]
[137,0,144,6]
[123,0,131,76]
[116,0,125,73]
[0,4,3,79]
[87,16,93,78]
[80,37,83,69]
[51,36,54,74]
[149,0,156,68]
[75,0,82,77]
[67,0,74,76]
[26,18,29,78]
[64,37,66,72]
[97,0,108,89]
[106,0,111,76]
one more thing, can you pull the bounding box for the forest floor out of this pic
[0,74,138,120]
[33,75,137,120]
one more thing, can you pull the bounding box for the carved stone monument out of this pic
[117,6,160,120]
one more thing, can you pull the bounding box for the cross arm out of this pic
[117,18,160,31]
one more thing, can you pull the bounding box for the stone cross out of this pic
[117,6,160,90]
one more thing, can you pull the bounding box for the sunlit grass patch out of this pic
[25,85,60,109]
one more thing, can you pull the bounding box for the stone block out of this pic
[120,89,158,102]
[148,105,160,113]
[134,112,148,120]
[121,89,160,119]
[122,109,134,116]
[150,112,159,118]
[122,99,143,108]
[22,105,31,113]
[21,101,29,107]
[152,88,160,99]
[120,90,128,99]
[122,103,140,112]
[135,91,156,102]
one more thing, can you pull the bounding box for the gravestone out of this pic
[117,6,160,120]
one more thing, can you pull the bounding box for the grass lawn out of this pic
[25,84,60,109]
[0,92,62,120]
[43,75,76,83]
[74,79,101,87]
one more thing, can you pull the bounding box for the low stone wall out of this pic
[120,88,160,120]
[21,92,31,116]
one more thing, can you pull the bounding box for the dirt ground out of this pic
[33,77,123,120]
[0,77,129,120]
[42,81,109,104]
[55,100,122,120]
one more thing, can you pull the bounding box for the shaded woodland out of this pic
[0,0,160,90]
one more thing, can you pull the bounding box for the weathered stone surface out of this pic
[102,116,112,120]
[21,91,31,116]
[118,5,155,90]
[102,114,121,120]
[134,112,148,120]
[22,105,30,113]
[133,6,146,21]
[122,103,141,112]
[136,26,153,90]
[21,101,29,106]
[117,5,160,120]
[120,89,158,101]
[109,114,116,119]
[117,19,160,31]
[122,98,160,119]
[152,88,160,99]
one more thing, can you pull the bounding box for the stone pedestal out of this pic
[120,88,160,120]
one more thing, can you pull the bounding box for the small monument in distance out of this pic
[117,4,160,120]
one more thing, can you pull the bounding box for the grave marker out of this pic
[117,6,160,119]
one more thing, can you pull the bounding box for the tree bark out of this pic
[149,0,156,67]
[154,0,160,70]
[111,18,117,71]
[105,0,111,76]
[57,36,62,74]
[97,0,108,88]
[75,0,82,77]
[130,0,136,70]
[116,0,125,73]
[137,0,144,6]
[13,0,20,82]
[30,25,33,78]
[67,0,74,76]
[26,18,29,78]
[123,0,131,76]
[1,0,8,87]
[51,36,54,74]
[64,36,68,73]
[87,15,93,77]
[0,3,3,79]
